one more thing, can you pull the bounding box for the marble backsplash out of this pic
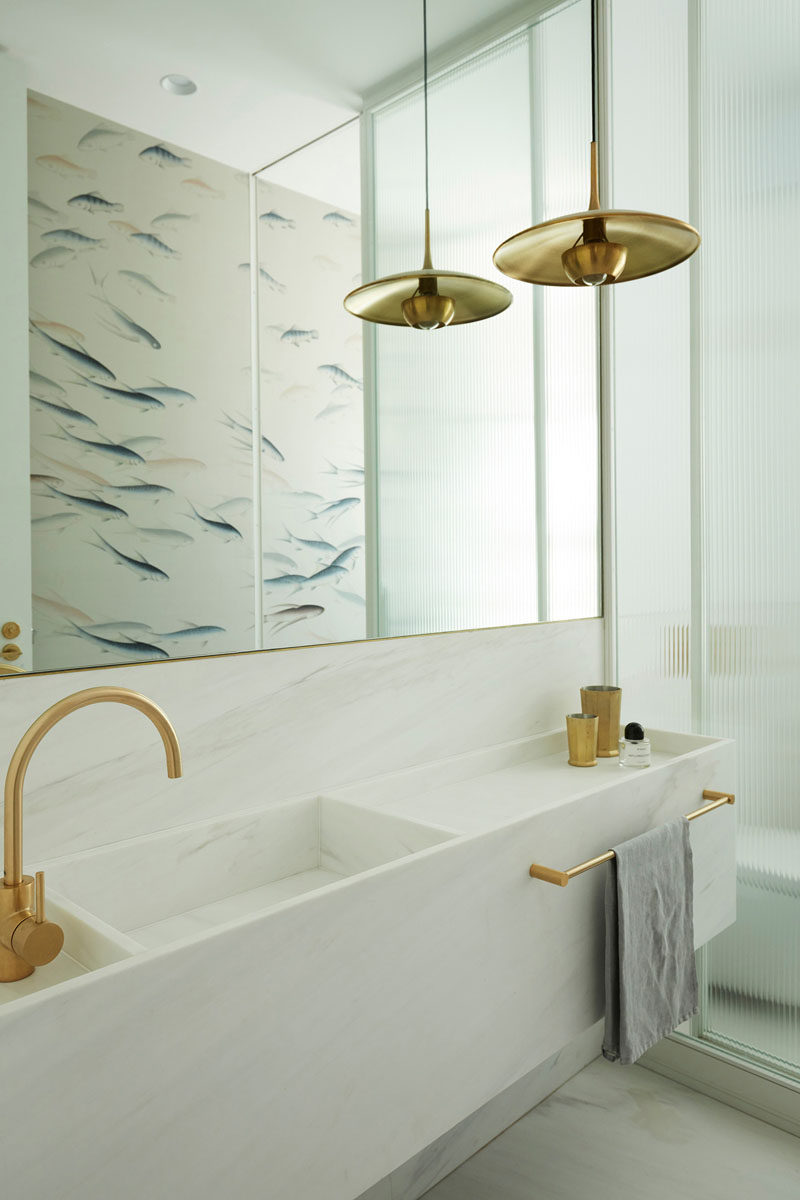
[0,618,603,864]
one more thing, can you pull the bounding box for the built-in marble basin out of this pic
[0,894,136,1007]
[41,795,456,950]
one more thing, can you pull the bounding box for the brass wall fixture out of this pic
[1,686,182,982]
[344,0,512,328]
[1,644,22,662]
[529,790,734,886]
[493,0,700,287]
[2,623,21,640]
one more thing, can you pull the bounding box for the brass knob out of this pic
[1,644,22,662]
[11,916,64,966]
[2,622,21,640]
[10,872,64,967]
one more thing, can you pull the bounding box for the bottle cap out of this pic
[624,721,645,741]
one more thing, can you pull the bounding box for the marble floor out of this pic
[422,1058,800,1200]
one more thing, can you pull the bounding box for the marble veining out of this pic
[422,1058,800,1200]
[0,617,603,863]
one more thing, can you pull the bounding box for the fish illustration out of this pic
[30,473,63,486]
[89,274,161,348]
[151,212,197,230]
[181,177,223,197]
[215,497,252,518]
[31,319,85,343]
[238,263,287,292]
[42,228,105,249]
[30,393,97,427]
[259,270,286,294]
[130,232,180,259]
[29,370,66,399]
[154,625,225,641]
[283,530,336,554]
[263,574,309,592]
[51,425,147,465]
[35,451,109,487]
[28,194,60,222]
[132,527,194,547]
[32,513,82,532]
[90,532,168,582]
[259,210,296,229]
[262,551,297,572]
[36,155,96,178]
[222,414,284,462]
[109,221,141,235]
[139,144,191,168]
[267,604,324,632]
[72,375,165,411]
[117,270,174,301]
[102,480,174,498]
[330,546,360,568]
[318,364,363,390]
[33,594,94,625]
[68,191,124,214]
[44,484,126,520]
[187,503,242,541]
[322,211,355,227]
[324,461,365,483]
[78,125,131,150]
[121,436,165,454]
[280,327,319,345]
[337,590,366,607]
[30,324,116,382]
[68,621,169,659]
[135,383,196,405]
[305,564,348,587]
[85,621,153,635]
[30,247,75,269]
[312,497,361,524]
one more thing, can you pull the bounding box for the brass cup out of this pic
[566,713,598,768]
[580,685,622,757]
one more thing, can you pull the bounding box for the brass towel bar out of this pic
[529,789,735,887]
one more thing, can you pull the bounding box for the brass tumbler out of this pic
[566,713,598,767]
[580,685,622,757]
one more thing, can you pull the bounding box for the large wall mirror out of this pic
[1,0,599,676]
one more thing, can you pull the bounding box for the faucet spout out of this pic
[4,686,182,888]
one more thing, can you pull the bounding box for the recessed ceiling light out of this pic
[160,74,197,96]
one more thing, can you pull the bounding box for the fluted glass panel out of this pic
[371,0,598,637]
[698,0,800,1076]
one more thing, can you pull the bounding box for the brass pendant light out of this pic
[493,0,700,287]
[344,0,512,328]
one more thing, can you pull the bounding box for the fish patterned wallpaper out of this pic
[26,91,366,669]
[256,177,365,649]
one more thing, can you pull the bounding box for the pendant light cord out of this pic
[590,0,597,142]
[423,0,430,212]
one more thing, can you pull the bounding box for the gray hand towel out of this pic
[602,816,698,1065]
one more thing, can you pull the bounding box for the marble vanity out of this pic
[0,722,735,1200]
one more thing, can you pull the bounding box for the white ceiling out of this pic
[3,0,534,171]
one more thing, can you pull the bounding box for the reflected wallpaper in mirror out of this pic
[8,0,600,677]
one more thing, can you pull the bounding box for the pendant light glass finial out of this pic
[344,0,512,328]
[493,0,700,288]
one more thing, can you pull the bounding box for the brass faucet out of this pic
[1,686,182,983]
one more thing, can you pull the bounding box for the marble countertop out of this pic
[331,727,728,835]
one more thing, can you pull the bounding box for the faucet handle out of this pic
[11,872,64,967]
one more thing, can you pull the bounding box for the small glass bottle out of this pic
[619,721,651,768]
